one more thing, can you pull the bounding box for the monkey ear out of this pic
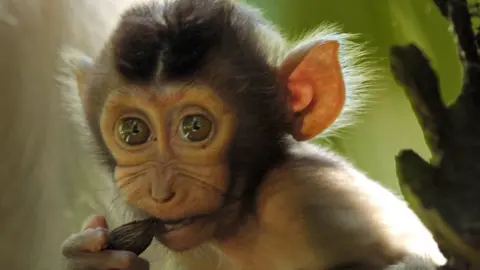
[61,48,94,103]
[278,40,346,141]
[73,55,94,103]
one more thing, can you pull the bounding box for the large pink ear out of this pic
[278,40,346,141]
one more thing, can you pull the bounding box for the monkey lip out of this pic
[157,212,213,233]
[153,215,208,251]
[161,217,195,232]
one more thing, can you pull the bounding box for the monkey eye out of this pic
[117,117,152,146]
[180,115,213,142]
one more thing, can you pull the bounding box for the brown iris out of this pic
[180,115,212,142]
[118,117,151,146]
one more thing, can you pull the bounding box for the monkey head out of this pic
[70,0,347,252]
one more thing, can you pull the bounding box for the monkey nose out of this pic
[151,189,176,203]
[159,192,175,203]
[151,167,176,203]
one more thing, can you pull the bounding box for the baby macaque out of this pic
[60,0,446,269]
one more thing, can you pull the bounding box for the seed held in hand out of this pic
[105,218,160,255]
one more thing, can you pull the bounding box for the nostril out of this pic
[150,180,176,203]
[152,190,175,203]
[160,192,175,203]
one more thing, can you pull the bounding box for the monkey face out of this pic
[72,0,308,252]
[100,84,237,251]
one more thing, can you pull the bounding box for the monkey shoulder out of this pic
[256,141,444,268]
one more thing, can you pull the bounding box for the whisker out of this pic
[107,193,125,214]
[117,171,148,189]
[175,171,226,196]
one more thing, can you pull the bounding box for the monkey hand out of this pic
[61,215,150,270]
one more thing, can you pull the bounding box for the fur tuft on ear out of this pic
[56,46,105,160]
[285,24,381,140]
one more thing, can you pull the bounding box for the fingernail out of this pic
[82,215,108,231]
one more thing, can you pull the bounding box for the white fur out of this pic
[0,0,135,269]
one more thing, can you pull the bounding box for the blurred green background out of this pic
[246,0,465,191]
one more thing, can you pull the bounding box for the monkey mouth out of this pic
[161,217,196,232]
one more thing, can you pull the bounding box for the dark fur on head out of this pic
[113,0,227,83]
[86,0,293,216]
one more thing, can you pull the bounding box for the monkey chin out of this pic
[154,215,217,252]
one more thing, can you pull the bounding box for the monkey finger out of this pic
[62,227,109,255]
[82,215,109,231]
[65,250,149,270]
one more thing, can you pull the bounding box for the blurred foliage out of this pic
[246,0,464,191]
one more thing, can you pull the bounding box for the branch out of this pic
[434,0,480,64]
[390,0,480,269]
[390,45,451,158]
